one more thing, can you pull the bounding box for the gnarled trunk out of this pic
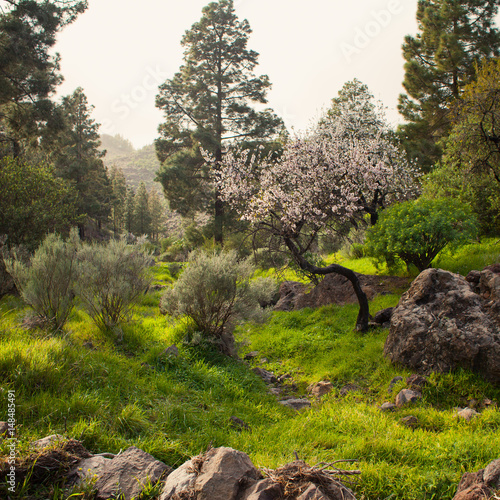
[284,237,370,331]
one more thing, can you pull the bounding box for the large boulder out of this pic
[385,268,500,384]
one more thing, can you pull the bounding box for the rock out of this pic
[95,446,170,500]
[400,416,419,428]
[453,483,492,500]
[161,447,261,500]
[67,455,111,487]
[466,270,481,285]
[31,434,66,450]
[268,387,283,396]
[406,374,428,389]
[297,483,329,500]
[374,307,395,325]
[194,447,260,500]
[279,399,311,411]
[339,384,360,396]
[230,416,250,431]
[161,345,179,357]
[160,458,198,500]
[241,478,282,500]
[457,408,479,421]
[484,459,500,488]
[308,381,334,398]
[388,376,403,393]
[380,402,397,412]
[274,281,309,311]
[453,459,500,500]
[253,367,278,384]
[395,389,421,407]
[245,351,260,360]
[385,268,500,384]
[275,275,408,312]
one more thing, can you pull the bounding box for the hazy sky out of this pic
[53,0,422,149]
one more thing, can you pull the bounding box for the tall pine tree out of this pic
[155,0,284,244]
[0,0,87,156]
[47,88,111,236]
[398,0,500,171]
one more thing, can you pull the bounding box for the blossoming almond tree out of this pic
[207,122,420,331]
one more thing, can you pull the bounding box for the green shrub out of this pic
[76,239,152,333]
[160,250,276,354]
[365,198,479,272]
[4,229,80,331]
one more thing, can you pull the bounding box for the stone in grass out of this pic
[95,446,170,500]
[406,374,428,389]
[400,416,419,428]
[457,408,480,421]
[279,399,311,411]
[388,376,403,393]
[395,389,421,408]
[339,384,361,396]
[252,367,277,384]
[308,381,334,398]
[380,402,397,412]
[244,351,260,361]
[229,416,250,431]
[0,421,8,436]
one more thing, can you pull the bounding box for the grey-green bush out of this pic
[160,250,276,354]
[4,229,80,331]
[75,238,152,334]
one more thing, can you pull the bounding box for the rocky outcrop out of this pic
[274,281,310,311]
[453,459,500,499]
[160,447,357,500]
[274,275,408,312]
[385,268,500,384]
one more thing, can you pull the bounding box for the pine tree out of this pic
[0,0,87,156]
[155,0,284,244]
[398,0,500,171]
[109,166,128,235]
[124,188,136,234]
[133,182,152,236]
[148,188,165,240]
[47,88,111,235]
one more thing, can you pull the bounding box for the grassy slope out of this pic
[1,241,499,499]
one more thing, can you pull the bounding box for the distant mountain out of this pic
[100,134,161,191]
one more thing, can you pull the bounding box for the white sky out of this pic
[53,0,422,149]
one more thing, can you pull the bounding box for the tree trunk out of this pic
[214,146,224,246]
[284,237,370,331]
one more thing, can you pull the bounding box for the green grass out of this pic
[434,238,500,275]
[1,251,499,499]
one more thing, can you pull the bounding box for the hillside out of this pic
[100,134,161,191]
